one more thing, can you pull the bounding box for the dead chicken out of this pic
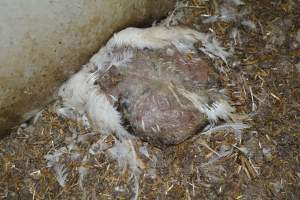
[58,26,235,147]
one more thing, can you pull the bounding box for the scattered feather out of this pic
[233,145,249,156]
[44,147,67,167]
[273,180,284,193]
[108,140,143,174]
[241,20,257,30]
[108,140,143,200]
[219,5,239,22]
[199,34,231,63]
[230,27,241,45]
[54,164,68,187]
[262,147,272,158]
[202,145,233,167]
[202,15,219,23]
[89,137,110,155]
[225,0,245,5]
[249,86,257,112]
[201,0,256,49]
[78,166,89,188]
[201,122,250,136]
[163,1,188,27]
[33,110,43,124]
[139,146,150,158]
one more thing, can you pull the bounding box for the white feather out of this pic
[202,15,219,23]
[225,0,245,5]
[178,89,235,123]
[107,26,208,52]
[91,26,230,67]
[201,122,250,136]
[78,166,88,188]
[54,164,68,187]
[241,20,257,30]
[219,5,238,22]
[89,136,110,155]
[108,140,143,200]
[56,107,77,120]
[202,145,233,167]
[230,27,241,45]
[58,66,130,139]
[91,48,133,72]
[44,147,67,167]
[199,34,231,63]
[33,110,43,124]
[58,66,95,115]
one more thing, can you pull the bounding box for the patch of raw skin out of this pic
[124,85,206,146]
[99,48,212,146]
[126,48,210,87]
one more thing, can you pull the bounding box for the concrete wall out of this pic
[0,0,175,136]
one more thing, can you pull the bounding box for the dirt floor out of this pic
[0,0,299,199]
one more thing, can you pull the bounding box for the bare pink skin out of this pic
[99,47,214,146]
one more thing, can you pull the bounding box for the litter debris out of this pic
[0,0,299,199]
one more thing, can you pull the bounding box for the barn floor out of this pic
[1,0,299,199]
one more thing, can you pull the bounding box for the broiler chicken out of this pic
[58,26,234,147]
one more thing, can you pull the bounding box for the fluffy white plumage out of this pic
[107,26,202,50]
[58,65,130,139]
[90,47,133,72]
[91,26,230,69]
